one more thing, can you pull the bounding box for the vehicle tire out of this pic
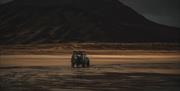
[71,63,75,68]
[86,61,90,67]
[82,63,85,68]
[76,64,79,68]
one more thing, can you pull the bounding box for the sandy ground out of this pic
[1,53,180,67]
[0,50,180,91]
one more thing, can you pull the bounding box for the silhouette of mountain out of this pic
[0,0,179,44]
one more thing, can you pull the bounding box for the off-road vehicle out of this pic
[71,51,90,68]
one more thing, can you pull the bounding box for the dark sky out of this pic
[0,0,13,4]
[1,0,180,28]
[119,0,180,28]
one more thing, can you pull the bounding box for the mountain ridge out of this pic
[0,0,179,44]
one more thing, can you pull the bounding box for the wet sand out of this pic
[0,64,180,91]
[0,51,180,91]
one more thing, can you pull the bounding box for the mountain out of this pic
[0,0,179,44]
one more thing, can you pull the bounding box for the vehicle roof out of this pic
[73,51,86,54]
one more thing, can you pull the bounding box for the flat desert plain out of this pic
[0,43,180,91]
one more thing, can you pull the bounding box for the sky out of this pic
[119,0,180,28]
[0,0,13,4]
[0,0,180,28]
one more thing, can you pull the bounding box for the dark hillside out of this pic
[0,0,179,44]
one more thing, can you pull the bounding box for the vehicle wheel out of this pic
[71,63,75,68]
[86,61,90,67]
[82,63,85,68]
[76,64,79,68]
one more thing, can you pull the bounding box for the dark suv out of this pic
[71,51,90,68]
